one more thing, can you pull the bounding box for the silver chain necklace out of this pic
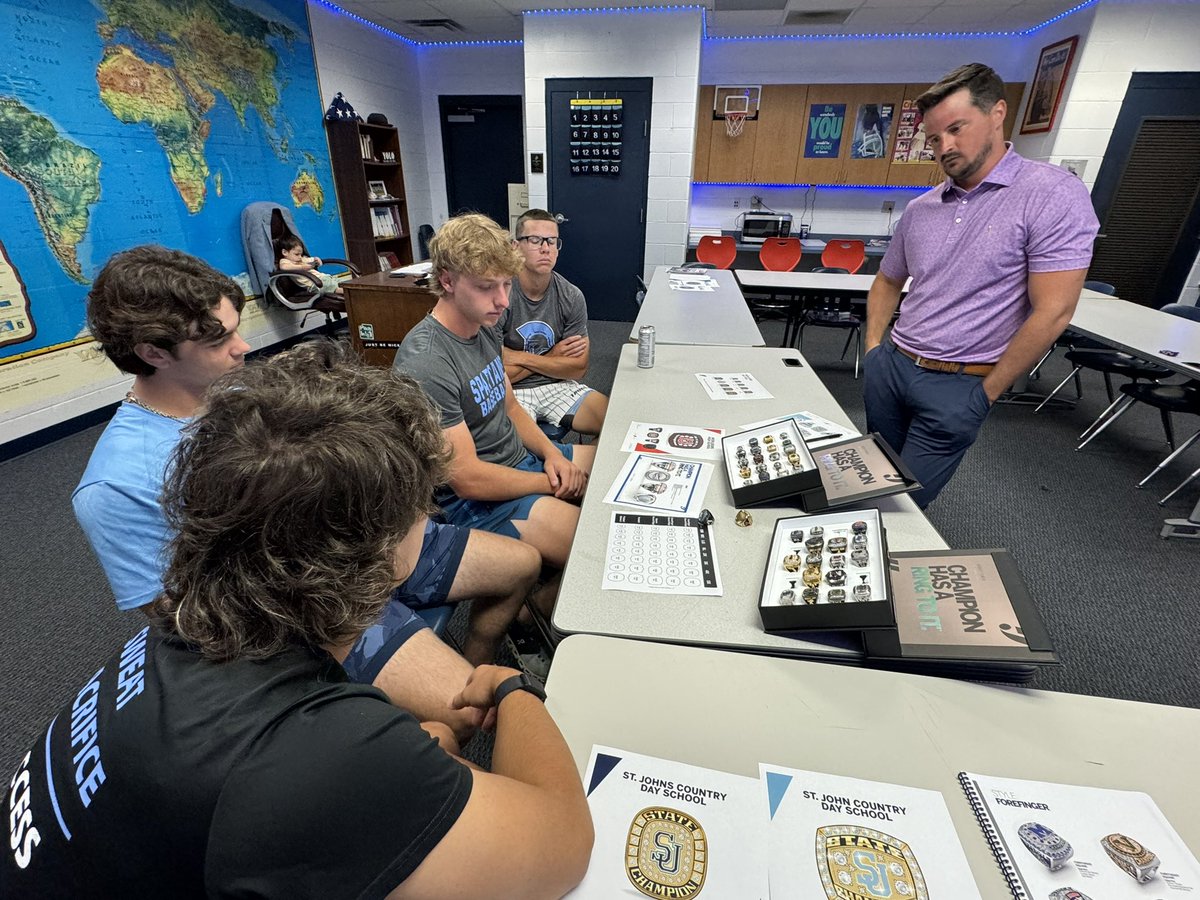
[124,391,187,422]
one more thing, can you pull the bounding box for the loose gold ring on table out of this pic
[735,510,753,527]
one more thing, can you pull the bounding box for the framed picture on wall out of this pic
[1019,35,1079,134]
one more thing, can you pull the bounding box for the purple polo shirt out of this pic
[880,145,1099,362]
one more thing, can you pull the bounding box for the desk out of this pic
[341,272,436,367]
[552,344,946,661]
[630,266,764,347]
[1069,295,1200,378]
[546,634,1200,900]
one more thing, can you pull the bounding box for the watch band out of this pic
[1101,833,1160,883]
[493,672,546,707]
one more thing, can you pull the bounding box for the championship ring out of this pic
[748,437,759,448]
[782,553,803,572]
[652,461,677,471]
[1101,833,1159,883]
[735,510,753,527]
[644,469,670,482]
[806,552,823,567]
[851,520,868,534]
[817,825,928,900]
[739,466,752,479]
[828,537,848,554]
[825,568,847,587]
[1017,822,1073,871]
[852,533,868,547]
[828,588,847,603]
[1049,889,1093,900]
[787,452,802,467]
[829,554,846,569]
[809,526,825,538]
[802,587,819,605]
[790,529,805,543]
[806,536,825,552]
[802,565,822,587]
[626,807,707,899]
[780,589,796,605]
[852,583,872,602]
[850,548,870,567]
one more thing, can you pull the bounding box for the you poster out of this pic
[805,104,846,158]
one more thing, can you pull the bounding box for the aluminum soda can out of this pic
[637,324,655,368]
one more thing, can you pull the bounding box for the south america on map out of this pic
[0,0,342,363]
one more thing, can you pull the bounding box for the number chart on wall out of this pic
[568,97,623,177]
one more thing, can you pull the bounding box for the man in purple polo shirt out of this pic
[863,62,1099,507]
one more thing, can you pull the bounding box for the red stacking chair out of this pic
[821,239,865,274]
[695,235,738,269]
[758,237,802,272]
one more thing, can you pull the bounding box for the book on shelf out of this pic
[959,771,1199,898]
[371,206,398,239]
[359,133,374,160]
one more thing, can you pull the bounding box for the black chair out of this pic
[794,267,865,377]
[1075,305,1200,463]
[635,274,649,307]
[1027,280,1117,384]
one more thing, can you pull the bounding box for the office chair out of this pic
[820,240,865,275]
[635,274,649,307]
[695,235,737,269]
[241,202,358,326]
[794,267,865,377]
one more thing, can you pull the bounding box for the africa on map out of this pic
[0,0,344,362]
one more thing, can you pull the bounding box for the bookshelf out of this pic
[325,118,413,274]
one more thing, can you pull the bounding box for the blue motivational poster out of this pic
[804,104,846,158]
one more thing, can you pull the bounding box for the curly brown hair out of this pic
[87,245,246,377]
[152,339,450,660]
[429,213,523,298]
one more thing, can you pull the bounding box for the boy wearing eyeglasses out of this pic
[499,209,609,436]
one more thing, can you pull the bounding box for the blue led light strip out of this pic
[696,182,930,191]
[317,0,1099,48]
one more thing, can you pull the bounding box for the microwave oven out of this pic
[740,212,793,243]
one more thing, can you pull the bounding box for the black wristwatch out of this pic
[493,672,546,706]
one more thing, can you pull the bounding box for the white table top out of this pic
[736,269,872,292]
[553,343,946,660]
[1070,295,1200,377]
[546,634,1200,900]
[630,266,764,347]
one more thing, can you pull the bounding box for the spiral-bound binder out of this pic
[959,771,1029,899]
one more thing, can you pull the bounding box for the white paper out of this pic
[741,410,858,445]
[601,511,722,596]
[761,764,982,899]
[603,453,712,516]
[619,421,725,460]
[566,746,768,899]
[695,372,774,401]
[668,270,718,292]
[389,260,433,275]
[961,772,1200,898]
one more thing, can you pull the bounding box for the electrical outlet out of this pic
[733,198,740,209]
[881,200,895,213]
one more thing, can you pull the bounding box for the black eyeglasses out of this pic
[516,235,563,249]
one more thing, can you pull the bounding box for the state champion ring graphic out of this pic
[626,807,708,898]
[1018,821,1073,870]
[816,825,928,900]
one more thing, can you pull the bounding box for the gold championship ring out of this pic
[626,807,708,898]
[817,825,928,900]
[1101,833,1160,883]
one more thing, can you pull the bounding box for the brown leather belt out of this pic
[895,344,995,377]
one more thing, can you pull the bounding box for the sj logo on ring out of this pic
[626,807,707,898]
[817,825,928,900]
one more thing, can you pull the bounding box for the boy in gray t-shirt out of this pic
[394,213,595,573]
[498,209,608,436]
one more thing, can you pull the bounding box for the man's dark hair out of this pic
[515,208,557,238]
[154,339,450,661]
[916,63,1005,116]
[86,245,246,377]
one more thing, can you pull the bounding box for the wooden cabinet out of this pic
[694,81,1025,188]
[325,119,413,275]
[342,273,436,367]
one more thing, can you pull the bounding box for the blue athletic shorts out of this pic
[341,519,469,684]
[439,442,574,539]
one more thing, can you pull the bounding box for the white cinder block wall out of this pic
[417,44,526,226]
[1014,0,1200,305]
[308,2,430,261]
[522,8,704,281]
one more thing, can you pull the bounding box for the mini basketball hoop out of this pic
[723,94,750,138]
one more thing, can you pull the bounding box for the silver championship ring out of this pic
[1017,822,1073,870]
[1049,889,1093,900]
[1101,833,1159,883]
